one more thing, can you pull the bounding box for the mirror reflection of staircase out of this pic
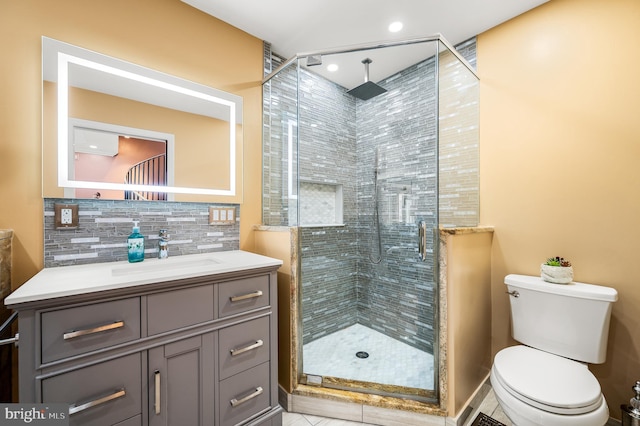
[124,154,167,201]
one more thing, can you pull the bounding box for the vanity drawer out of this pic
[219,316,270,380]
[147,284,214,335]
[40,297,141,363]
[41,353,142,426]
[219,362,271,426]
[218,275,270,318]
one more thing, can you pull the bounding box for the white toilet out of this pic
[491,274,618,426]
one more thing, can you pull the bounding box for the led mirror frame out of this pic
[45,37,240,198]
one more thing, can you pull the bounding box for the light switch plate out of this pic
[209,207,235,225]
[54,203,79,229]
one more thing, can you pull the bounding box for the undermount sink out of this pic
[111,256,222,276]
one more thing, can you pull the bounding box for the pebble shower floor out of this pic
[303,323,434,389]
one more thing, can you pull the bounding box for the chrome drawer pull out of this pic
[230,386,263,407]
[63,320,125,340]
[69,388,125,415]
[230,340,264,356]
[230,291,263,302]
[154,370,161,415]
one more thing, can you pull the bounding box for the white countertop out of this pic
[5,250,282,307]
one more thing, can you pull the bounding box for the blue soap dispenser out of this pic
[127,221,145,263]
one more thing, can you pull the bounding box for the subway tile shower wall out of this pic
[44,198,240,267]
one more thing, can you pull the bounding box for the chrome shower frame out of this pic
[263,34,478,84]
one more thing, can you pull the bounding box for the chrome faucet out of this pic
[158,229,169,259]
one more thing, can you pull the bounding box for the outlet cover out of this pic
[54,203,79,229]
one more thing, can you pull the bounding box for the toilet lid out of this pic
[493,346,603,415]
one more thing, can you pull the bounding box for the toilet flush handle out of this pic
[506,290,519,298]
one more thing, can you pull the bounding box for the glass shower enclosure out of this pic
[262,35,479,403]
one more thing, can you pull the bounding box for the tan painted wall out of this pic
[0,0,264,289]
[479,0,640,418]
[443,230,493,416]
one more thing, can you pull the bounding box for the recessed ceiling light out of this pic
[327,64,338,72]
[388,21,403,33]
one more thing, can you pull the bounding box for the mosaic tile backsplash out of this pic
[44,198,240,268]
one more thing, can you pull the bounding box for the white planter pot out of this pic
[540,264,574,284]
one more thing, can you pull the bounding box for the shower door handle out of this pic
[418,221,428,261]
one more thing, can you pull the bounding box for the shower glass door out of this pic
[295,42,440,401]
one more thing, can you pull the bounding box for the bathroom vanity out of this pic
[5,251,283,426]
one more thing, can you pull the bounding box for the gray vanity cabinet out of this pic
[9,257,282,426]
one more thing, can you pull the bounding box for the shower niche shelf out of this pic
[300,182,343,226]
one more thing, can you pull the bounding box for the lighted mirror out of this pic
[42,37,243,202]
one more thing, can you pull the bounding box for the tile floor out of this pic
[461,388,512,426]
[283,411,370,426]
[303,324,434,389]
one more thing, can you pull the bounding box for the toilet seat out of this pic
[493,346,602,415]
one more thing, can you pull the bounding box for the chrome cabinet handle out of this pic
[0,312,19,347]
[230,291,263,302]
[63,320,125,340]
[230,340,264,356]
[0,332,19,347]
[418,221,428,261]
[69,388,125,415]
[230,387,263,407]
[154,370,161,415]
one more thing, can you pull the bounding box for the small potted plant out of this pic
[541,256,573,284]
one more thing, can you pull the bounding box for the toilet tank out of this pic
[505,274,618,364]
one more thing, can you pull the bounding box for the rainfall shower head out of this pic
[347,58,387,101]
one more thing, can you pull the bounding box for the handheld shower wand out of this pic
[369,148,383,264]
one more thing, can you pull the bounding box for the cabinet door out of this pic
[148,334,215,426]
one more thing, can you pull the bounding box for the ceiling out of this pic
[182,0,548,90]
